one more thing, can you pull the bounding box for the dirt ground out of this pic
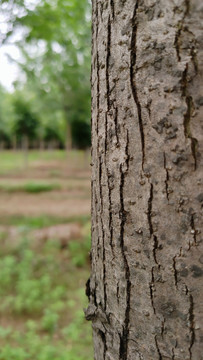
[0,151,93,359]
[0,152,91,219]
[0,191,90,217]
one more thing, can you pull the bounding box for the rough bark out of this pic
[86,1,203,359]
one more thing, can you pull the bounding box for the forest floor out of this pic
[0,150,93,360]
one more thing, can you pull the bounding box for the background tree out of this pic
[43,122,63,150]
[0,124,11,150]
[0,85,15,149]
[2,0,91,151]
[13,97,39,166]
[86,1,203,359]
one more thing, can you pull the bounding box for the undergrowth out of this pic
[0,222,93,360]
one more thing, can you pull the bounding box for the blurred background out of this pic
[0,0,93,359]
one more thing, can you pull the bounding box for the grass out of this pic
[0,214,91,229]
[0,182,61,194]
[0,150,89,175]
[0,220,93,360]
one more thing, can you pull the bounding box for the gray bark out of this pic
[86,1,203,359]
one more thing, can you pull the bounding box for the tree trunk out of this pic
[0,141,5,151]
[22,135,29,169]
[12,134,17,151]
[40,139,45,151]
[86,1,203,359]
[66,121,72,151]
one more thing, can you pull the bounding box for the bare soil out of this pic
[0,191,90,217]
[0,155,91,218]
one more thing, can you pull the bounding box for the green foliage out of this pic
[0,124,11,147]
[72,120,91,149]
[12,97,39,142]
[43,123,63,145]
[69,233,91,267]
[0,220,93,360]
[0,85,15,147]
[1,0,91,150]
[41,309,59,334]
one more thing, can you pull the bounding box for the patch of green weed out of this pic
[0,215,90,229]
[68,233,91,267]
[0,182,61,194]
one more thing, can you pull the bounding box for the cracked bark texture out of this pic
[86,1,203,359]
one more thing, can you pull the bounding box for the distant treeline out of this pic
[0,86,91,151]
[0,0,91,151]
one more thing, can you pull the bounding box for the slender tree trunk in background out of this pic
[86,1,203,359]
[66,121,72,151]
[40,139,45,151]
[0,141,5,151]
[13,135,17,151]
[22,135,29,169]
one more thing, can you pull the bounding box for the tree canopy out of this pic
[0,0,91,149]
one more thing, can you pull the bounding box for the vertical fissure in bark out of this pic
[96,212,100,252]
[190,214,197,246]
[117,282,119,304]
[155,335,163,360]
[95,0,99,38]
[110,0,114,19]
[125,129,130,170]
[102,217,107,311]
[184,94,197,170]
[163,152,170,201]
[99,157,104,212]
[85,277,91,301]
[93,283,98,307]
[108,173,114,252]
[174,1,190,62]
[105,120,114,258]
[148,183,159,317]
[148,183,154,236]
[189,294,195,359]
[119,168,131,360]
[130,2,145,170]
[174,23,182,62]
[190,46,198,75]
[149,266,156,315]
[172,255,178,289]
[153,235,159,265]
[185,0,190,15]
[106,16,111,112]
[96,51,100,136]
[161,318,165,338]
[105,11,114,258]
[172,341,178,360]
[105,113,108,154]
[98,330,107,360]
[114,107,119,146]
[95,0,100,135]
[99,156,107,310]
[175,0,199,172]
[181,65,198,170]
